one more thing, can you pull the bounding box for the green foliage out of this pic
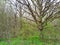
[42,21,60,39]
[18,19,60,40]
[18,19,39,39]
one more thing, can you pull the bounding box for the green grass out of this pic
[0,37,41,45]
[0,38,48,45]
[0,37,60,45]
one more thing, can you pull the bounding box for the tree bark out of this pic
[38,22,43,39]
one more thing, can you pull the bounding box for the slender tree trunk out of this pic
[6,16,11,45]
[14,14,17,37]
[38,22,43,39]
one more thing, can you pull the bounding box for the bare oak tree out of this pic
[16,0,60,38]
